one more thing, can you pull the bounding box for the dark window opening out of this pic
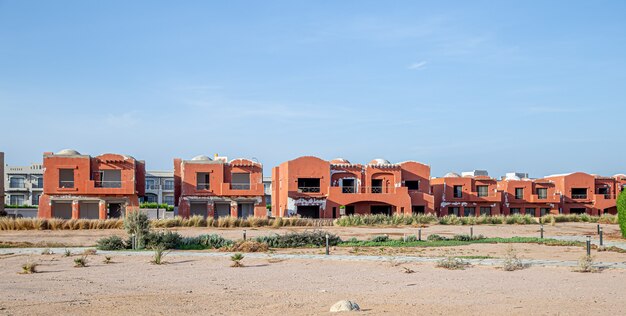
[477,185,489,197]
[405,180,420,190]
[571,188,587,199]
[412,205,425,214]
[453,185,463,198]
[515,188,524,199]
[371,179,383,193]
[298,178,321,193]
[342,179,356,193]
[464,207,475,217]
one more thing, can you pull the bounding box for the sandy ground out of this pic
[1,253,625,316]
[0,222,621,247]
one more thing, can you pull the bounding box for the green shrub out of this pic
[452,234,485,241]
[179,234,233,249]
[230,253,244,267]
[403,235,418,242]
[151,245,168,265]
[254,230,341,248]
[427,234,446,241]
[370,235,389,242]
[618,191,626,238]
[124,211,150,249]
[145,231,182,249]
[96,235,126,250]
[74,256,88,267]
[139,202,174,211]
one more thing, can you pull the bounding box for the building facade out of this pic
[144,170,175,206]
[497,173,560,216]
[174,155,266,218]
[0,152,4,215]
[431,172,503,216]
[4,163,44,207]
[271,156,435,218]
[544,172,624,215]
[38,149,146,219]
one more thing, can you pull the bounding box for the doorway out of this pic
[297,205,319,218]
[107,203,123,218]
[370,205,391,215]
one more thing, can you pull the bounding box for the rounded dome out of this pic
[506,174,521,181]
[56,149,81,155]
[444,172,461,178]
[330,158,351,164]
[613,174,626,178]
[191,155,212,161]
[369,158,390,165]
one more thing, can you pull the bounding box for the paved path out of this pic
[550,235,626,250]
[2,247,625,270]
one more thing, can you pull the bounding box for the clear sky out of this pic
[1,1,625,177]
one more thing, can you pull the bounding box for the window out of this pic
[342,178,356,193]
[453,185,463,198]
[510,208,521,215]
[146,179,157,190]
[163,195,174,206]
[10,195,25,205]
[32,194,40,205]
[464,207,475,217]
[231,173,251,190]
[525,208,535,216]
[9,176,25,188]
[597,187,610,198]
[540,208,550,216]
[371,179,383,193]
[477,185,489,197]
[59,169,74,188]
[571,188,587,199]
[298,178,321,193]
[97,170,122,188]
[31,176,43,189]
[164,180,174,190]
[145,194,158,203]
[536,188,547,199]
[449,207,460,216]
[405,180,420,190]
[196,172,210,190]
[515,188,524,199]
[480,207,491,216]
[570,208,586,214]
[412,205,425,214]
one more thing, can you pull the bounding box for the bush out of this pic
[151,246,168,265]
[96,235,126,250]
[145,231,182,249]
[230,253,244,267]
[573,255,598,273]
[140,202,174,212]
[618,191,626,238]
[254,230,341,248]
[452,234,485,241]
[436,256,469,270]
[370,235,389,242]
[21,261,38,274]
[427,234,446,241]
[124,211,150,249]
[501,245,524,271]
[179,234,233,249]
[74,256,88,267]
[222,240,269,252]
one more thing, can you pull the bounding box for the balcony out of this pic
[571,194,587,199]
[342,186,356,193]
[58,180,75,189]
[95,180,122,188]
[196,183,210,190]
[163,183,174,191]
[298,186,321,193]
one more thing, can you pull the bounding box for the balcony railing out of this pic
[95,181,122,188]
[342,186,356,193]
[537,195,547,200]
[146,184,159,190]
[231,183,251,190]
[298,186,321,193]
[163,184,174,190]
[571,194,587,199]
[371,186,383,193]
[59,181,74,188]
[9,183,26,189]
[196,183,210,190]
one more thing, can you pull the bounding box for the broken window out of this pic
[59,169,74,188]
[571,188,587,199]
[405,180,419,190]
[297,178,320,193]
[232,173,251,190]
[477,185,489,197]
[453,185,463,198]
[196,172,210,190]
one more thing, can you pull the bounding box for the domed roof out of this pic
[330,158,351,164]
[369,158,390,165]
[613,174,626,178]
[191,155,212,161]
[56,149,81,155]
[505,174,521,181]
[444,172,461,178]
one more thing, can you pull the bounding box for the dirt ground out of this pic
[0,253,625,315]
[0,222,621,247]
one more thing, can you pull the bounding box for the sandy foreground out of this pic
[0,252,625,316]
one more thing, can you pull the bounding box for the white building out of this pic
[144,170,175,206]
[4,163,44,207]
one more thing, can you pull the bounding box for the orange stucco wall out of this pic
[174,157,266,218]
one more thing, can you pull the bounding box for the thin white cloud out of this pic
[408,61,428,70]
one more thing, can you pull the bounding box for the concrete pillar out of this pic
[99,200,107,219]
[72,200,80,219]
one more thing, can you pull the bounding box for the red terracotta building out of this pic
[271,156,434,218]
[174,155,266,218]
[431,172,502,216]
[38,149,146,219]
[544,172,624,215]
[497,174,560,216]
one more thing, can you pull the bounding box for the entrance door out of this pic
[190,202,207,218]
[237,203,254,219]
[297,205,319,218]
[345,205,355,215]
[371,205,391,215]
[108,203,123,218]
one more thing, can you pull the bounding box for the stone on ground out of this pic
[330,300,360,312]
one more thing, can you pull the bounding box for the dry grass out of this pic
[20,261,38,274]
[573,255,599,273]
[73,256,88,268]
[103,256,112,264]
[151,216,333,229]
[0,217,123,230]
[436,256,470,270]
[221,240,269,253]
[501,245,525,271]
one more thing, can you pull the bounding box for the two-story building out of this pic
[497,173,560,216]
[144,170,175,206]
[544,172,623,215]
[38,149,146,219]
[0,152,4,215]
[271,156,435,218]
[4,163,44,207]
[431,172,503,216]
[174,155,266,218]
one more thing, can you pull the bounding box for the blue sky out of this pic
[1,1,625,177]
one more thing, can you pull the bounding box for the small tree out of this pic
[618,191,626,238]
[124,211,150,249]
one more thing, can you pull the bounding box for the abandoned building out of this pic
[174,155,266,218]
[544,172,625,215]
[271,156,435,218]
[38,149,146,219]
